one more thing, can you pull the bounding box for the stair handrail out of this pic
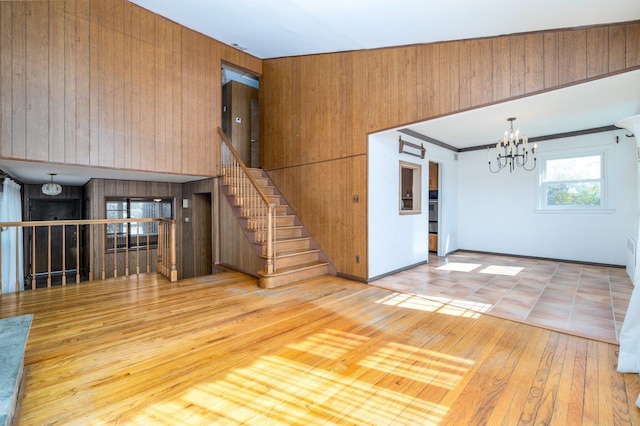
[218,128,277,274]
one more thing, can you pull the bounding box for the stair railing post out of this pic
[170,220,177,282]
[265,204,275,274]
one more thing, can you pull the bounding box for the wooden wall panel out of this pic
[0,0,260,178]
[25,1,48,162]
[524,34,544,93]
[586,27,609,77]
[262,21,640,280]
[76,0,90,165]
[0,2,13,157]
[63,0,77,164]
[438,42,460,116]
[458,41,472,110]
[49,0,65,164]
[416,44,439,119]
[492,37,511,101]
[608,25,626,73]
[218,186,263,276]
[469,39,493,107]
[267,155,367,279]
[558,29,587,85]
[627,22,640,68]
[509,35,525,97]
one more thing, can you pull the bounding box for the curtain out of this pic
[1,178,24,293]
[616,114,640,407]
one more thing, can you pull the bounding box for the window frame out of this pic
[537,150,607,212]
[105,198,174,251]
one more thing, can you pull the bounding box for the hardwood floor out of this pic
[2,270,639,425]
[371,251,633,344]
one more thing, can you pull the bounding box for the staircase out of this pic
[220,167,332,288]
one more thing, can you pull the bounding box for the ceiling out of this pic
[2,1,639,186]
[128,0,640,60]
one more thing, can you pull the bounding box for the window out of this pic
[539,153,605,210]
[106,198,173,249]
[399,161,422,214]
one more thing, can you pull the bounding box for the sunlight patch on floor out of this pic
[436,262,481,272]
[376,292,490,318]
[358,341,472,389]
[130,329,471,424]
[479,265,523,276]
[286,328,370,359]
[133,354,453,425]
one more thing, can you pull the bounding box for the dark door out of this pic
[29,199,81,285]
[193,193,213,276]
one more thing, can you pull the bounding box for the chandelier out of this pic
[488,117,537,173]
[41,173,62,196]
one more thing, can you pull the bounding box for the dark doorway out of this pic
[29,199,81,286]
[193,193,213,276]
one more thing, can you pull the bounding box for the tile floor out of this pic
[369,251,634,344]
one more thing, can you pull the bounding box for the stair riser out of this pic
[233,196,282,207]
[247,217,295,228]
[240,206,288,217]
[251,229,304,242]
[276,252,320,269]
[226,185,275,196]
[259,264,328,289]
[266,239,310,255]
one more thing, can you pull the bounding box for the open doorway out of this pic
[221,64,260,168]
[192,193,213,276]
[428,162,439,253]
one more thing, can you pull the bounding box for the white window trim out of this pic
[535,148,612,213]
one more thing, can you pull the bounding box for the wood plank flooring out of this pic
[1,270,639,425]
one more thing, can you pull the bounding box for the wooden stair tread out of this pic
[258,261,328,277]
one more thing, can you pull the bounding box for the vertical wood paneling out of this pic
[543,32,559,90]
[25,1,48,161]
[586,27,609,77]
[113,0,125,169]
[510,35,525,97]
[417,44,439,119]
[169,21,182,174]
[438,42,460,115]
[469,39,493,107]
[122,1,132,170]
[49,0,65,163]
[75,0,90,164]
[139,11,154,171]
[64,0,78,164]
[0,0,258,177]
[524,33,544,93]
[98,0,115,168]
[88,0,100,166]
[608,25,626,72]
[458,41,472,110]
[129,5,141,170]
[154,15,166,173]
[558,29,587,85]
[492,37,511,102]
[0,2,13,157]
[626,22,640,67]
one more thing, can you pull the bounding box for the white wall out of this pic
[457,130,636,265]
[368,131,459,279]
